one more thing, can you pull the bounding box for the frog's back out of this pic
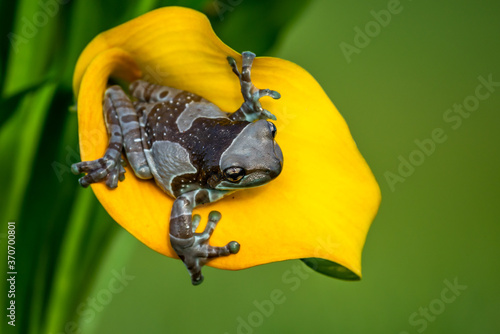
[130,81,248,197]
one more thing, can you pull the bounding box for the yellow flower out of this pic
[73,6,381,280]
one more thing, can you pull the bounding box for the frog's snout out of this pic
[271,141,284,178]
[274,141,283,165]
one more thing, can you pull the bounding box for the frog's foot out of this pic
[71,156,126,189]
[227,51,281,122]
[170,211,240,285]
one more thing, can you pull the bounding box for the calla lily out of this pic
[73,6,380,280]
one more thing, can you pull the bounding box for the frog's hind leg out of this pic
[72,86,152,188]
[169,189,240,285]
[71,88,126,188]
[227,51,281,122]
[129,80,185,103]
[105,86,152,180]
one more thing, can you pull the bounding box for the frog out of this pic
[71,51,283,285]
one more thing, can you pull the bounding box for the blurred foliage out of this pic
[0,1,308,333]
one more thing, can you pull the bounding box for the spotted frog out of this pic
[72,52,283,285]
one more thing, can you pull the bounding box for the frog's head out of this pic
[217,119,283,190]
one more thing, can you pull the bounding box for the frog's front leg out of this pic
[227,51,281,122]
[169,189,240,285]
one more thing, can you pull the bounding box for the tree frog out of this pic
[72,52,284,285]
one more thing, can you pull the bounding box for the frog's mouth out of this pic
[240,170,277,188]
[217,171,273,189]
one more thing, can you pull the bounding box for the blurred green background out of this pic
[1,0,499,333]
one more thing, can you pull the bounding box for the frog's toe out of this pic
[191,214,201,233]
[106,163,126,188]
[72,157,124,189]
[191,274,204,286]
[177,250,205,286]
[198,211,221,241]
[105,167,119,188]
[203,241,240,258]
[228,241,240,254]
[187,264,204,286]
[71,163,80,175]
[118,164,126,181]
[78,168,107,187]
[71,159,103,175]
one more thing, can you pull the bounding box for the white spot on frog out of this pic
[176,102,228,132]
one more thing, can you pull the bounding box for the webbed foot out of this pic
[227,51,281,122]
[71,156,126,188]
[170,211,240,285]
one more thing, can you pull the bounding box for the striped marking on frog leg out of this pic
[135,102,153,151]
[227,52,281,122]
[71,91,126,188]
[169,189,239,285]
[129,80,184,103]
[133,101,158,124]
[106,86,152,180]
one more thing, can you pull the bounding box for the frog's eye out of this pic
[267,121,277,138]
[224,167,246,183]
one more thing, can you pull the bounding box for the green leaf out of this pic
[301,258,361,281]
[0,83,56,223]
[0,78,49,128]
[206,0,312,55]
[3,0,62,96]
[0,82,56,334]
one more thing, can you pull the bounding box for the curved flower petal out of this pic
[73,7,381,279]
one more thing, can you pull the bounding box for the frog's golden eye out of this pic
[267,121,277,138]
[224,167,246,182]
